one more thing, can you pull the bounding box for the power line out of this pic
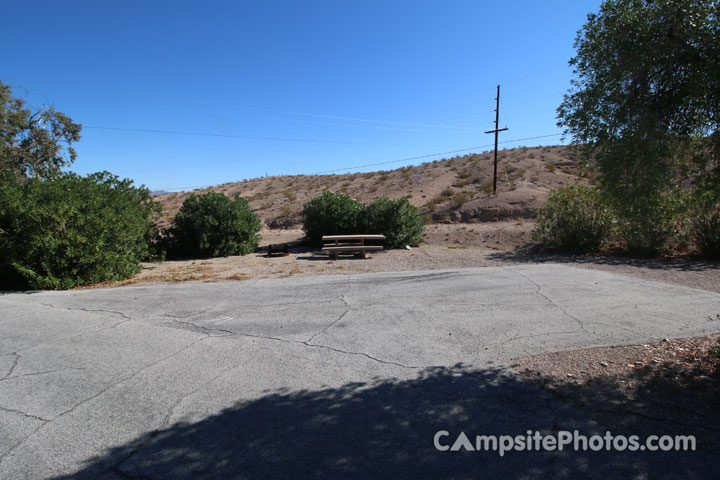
[309,133,562,175]
[82,125,393,146]
[154,133,564,191]
[155,133,565,192]
[13,71,570,134]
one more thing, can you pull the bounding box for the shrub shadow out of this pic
[53,365,717,479]
[486,250,720,273]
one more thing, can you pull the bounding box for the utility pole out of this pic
[484,85,508,194]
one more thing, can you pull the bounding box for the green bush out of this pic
[301,192,365,247]
[532,185,611,253]
[168,192,261,259]
[361,197,425,248]
[610,189,688,257]
[301,192,425,248]
[0,171,159,290]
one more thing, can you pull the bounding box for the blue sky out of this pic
[3,0,600,191]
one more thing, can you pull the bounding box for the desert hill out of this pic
[154,145,588,229]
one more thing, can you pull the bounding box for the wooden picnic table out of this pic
[321,234,386,259]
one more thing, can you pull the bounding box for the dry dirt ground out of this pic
[93,221,720,294]
[513,334,720,449]
[153,145,585,228]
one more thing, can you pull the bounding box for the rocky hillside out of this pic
[154,145,589,228]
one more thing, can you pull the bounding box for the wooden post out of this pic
[484,85,508,195]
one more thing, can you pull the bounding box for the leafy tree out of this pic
[0,171,159,290]
[0,80,82,179]
[301,192,425,248]
[301,192,365,247]
[169,192,261,258]
[362,197,425,248]
[557,0,719,255]
[532,185,612,253]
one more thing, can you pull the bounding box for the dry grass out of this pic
[153,145,584,228]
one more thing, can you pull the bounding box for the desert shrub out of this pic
[544,163,557,172]
[439,187,454,198]
[424,196,444,212]
[0,171,159,290]
[361,197,425,248]
[168,192,260,259]
[302,192,425,248]
[532,185,612,253]
[451,192,472,208]
[301,192,365,247]
[480,180,494,194]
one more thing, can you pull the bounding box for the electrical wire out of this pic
[154,133,563,191]
[82,125,393,146]
[308,134,562,174]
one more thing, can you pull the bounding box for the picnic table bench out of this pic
[322,234,386,259]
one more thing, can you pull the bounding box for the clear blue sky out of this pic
[3,0,600,191]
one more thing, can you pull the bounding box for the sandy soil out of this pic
[153,145,583,228]
[513,334,720,447]
[91,222,720,294]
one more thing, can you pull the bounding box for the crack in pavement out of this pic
[219,329,422,369]
[0,367,85,382]
[53,335,211,420]
[0,421,50,467]
[102,371,229,480]
[306,294,350,343]
[166,318,235,337]
[7,317,137,356]
[229,298,348,307]
[504,267,588,333]
[0,406,50,423]
[1,353,20,380]
[0,336,213,467]
[39,303,134,320]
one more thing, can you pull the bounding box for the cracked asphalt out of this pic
[1,264,720,479]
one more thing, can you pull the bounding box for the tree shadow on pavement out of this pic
[51,364,717,479]
[486,250,720,273]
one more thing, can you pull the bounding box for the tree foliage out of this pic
[532,185,612,253]
[301,192,425,248]
[301,192,366,247]
[168,192,261,259]
[557,0,719,254]
[361,197,426,248]
[0,80,82,179]
[0,171,159,290]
